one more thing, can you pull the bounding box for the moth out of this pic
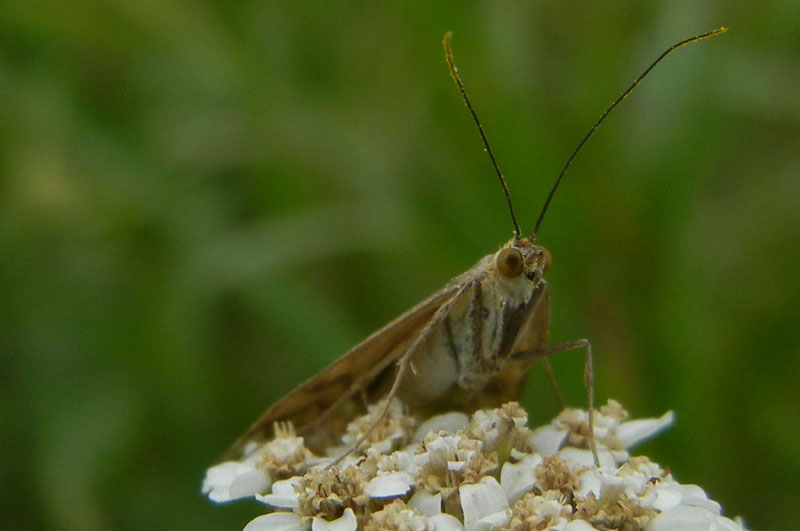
[222,28,725,464]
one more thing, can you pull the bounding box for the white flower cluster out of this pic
[203,400,745,530]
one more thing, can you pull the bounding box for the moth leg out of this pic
[329,282,473,467]
[539,358,566,410]
[504,283,566,410]
[510,339,599,467]
[455,280,485,400]
[358,387,370,408]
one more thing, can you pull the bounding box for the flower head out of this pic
[203,399,746,530]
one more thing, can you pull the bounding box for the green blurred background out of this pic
[2,1,798,529]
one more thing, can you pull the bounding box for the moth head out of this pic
[496,239,550,282]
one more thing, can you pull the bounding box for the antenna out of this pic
[443,32,522,240]
[531,27,727,239]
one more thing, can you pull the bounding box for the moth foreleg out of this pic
[539,358,566,410]
[510,339,599,467]
[328,283,473,467]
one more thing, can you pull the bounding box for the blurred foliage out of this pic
[1,1,799,529]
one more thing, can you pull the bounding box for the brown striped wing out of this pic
[224,284,459,458]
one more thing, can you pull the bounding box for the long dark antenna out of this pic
[532,27,727,239]
[443,32,522,240]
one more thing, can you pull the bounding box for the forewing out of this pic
[224,284,459,458]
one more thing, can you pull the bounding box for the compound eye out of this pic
[540,247,552,273]
[496,247,524,278]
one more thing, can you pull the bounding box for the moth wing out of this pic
[224,283,459,459]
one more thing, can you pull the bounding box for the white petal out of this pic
[202,461,271,503]
[256,493,300,509]
[616,411,675,449]
[558,447,615,468]
[648,503,746,531]
[590,416,615,441]
[530,425,569,455]
[379,450,419,476]
[365,471,415,499]
[244,512,307,531]
[240,441,261,460]
[576,468,603,499]
[409,490,442,516]
[422,435,461,469]
[508,448,528,461]
[429,513,465,530]
[536,498,567,519]
[646,505,719,531]
[312,508,358,531]
[227,469,271,500]
[595,472,628,501]
[610,449,631,465]
[370,437,396,454]
[264,436,307,462]
[460,476,509,531]
[256,476,302,509]
[448,460,468,473]
[456,449,478,463]
[652,484,683,512]
[636,485,659,510]
[500,453,542,503]
[678,484,721,514]
[425,435,460,454]
[475,510,510,530]
[203,462,243,490]
[415,412,469,439]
